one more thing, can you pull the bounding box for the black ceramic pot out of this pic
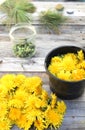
[45,46,85,100]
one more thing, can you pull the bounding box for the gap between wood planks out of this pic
[0,57,45,72]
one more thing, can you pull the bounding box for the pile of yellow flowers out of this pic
[0,74,66,130]
[48,50,85,81]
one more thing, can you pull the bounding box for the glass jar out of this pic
[9,23,36,58]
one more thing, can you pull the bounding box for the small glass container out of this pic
[9,23,36,58]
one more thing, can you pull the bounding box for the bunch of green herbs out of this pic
[0,0,36,24]
[40,10,67,34]
[13,41,35,58]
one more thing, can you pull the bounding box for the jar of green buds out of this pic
[9,23,36,58]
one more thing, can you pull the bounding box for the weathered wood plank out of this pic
[32,2,85,16]
[1,24,85,34]
[32,2,85,10]
[0,58,45,72]
[0,34,85,57]
[32,1,85,25]
[66,109,85,117]
[60,116,85,130]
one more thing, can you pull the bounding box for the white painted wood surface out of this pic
[0,2,85,130]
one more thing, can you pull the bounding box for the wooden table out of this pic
[0,2,85,130]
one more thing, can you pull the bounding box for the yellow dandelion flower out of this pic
[0,101,8,119]
[8,99,24,108]
[25,107,42,122]
[25,108,36,121]
[45,106,63,128]
[38,90,49,108]
[5,81,15,91]
[9,108,21,121]
[34,118,47,130]
[14,89,28,102]
[77,50,84,61]
[51,93,57,108]
[0,74,15,90]
[0,84,8,97]
[77,60,85,69]
[16,114,27,129]
[64,53,78,64]
[23,76,42,93]
[62,56,75,71]
[14,74,26,87]
[27,96,42,109]
[24,119,33,130]
[25,95,36,108]
[36,97,48,109]
[57,70,71,80]
[51,56,62,63]
[57,101,67,114]
[10,89,28,108]
[71,69,85,81]
[0,74,15,83]
[0,118,11,130]
[25,95,43,109]
[35,98,43,108]
[48,63,59,75]
[34,85,42,95]
[41,90,48,100]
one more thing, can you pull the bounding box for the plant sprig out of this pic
[0,0,36,24]
[40,9,67,34]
